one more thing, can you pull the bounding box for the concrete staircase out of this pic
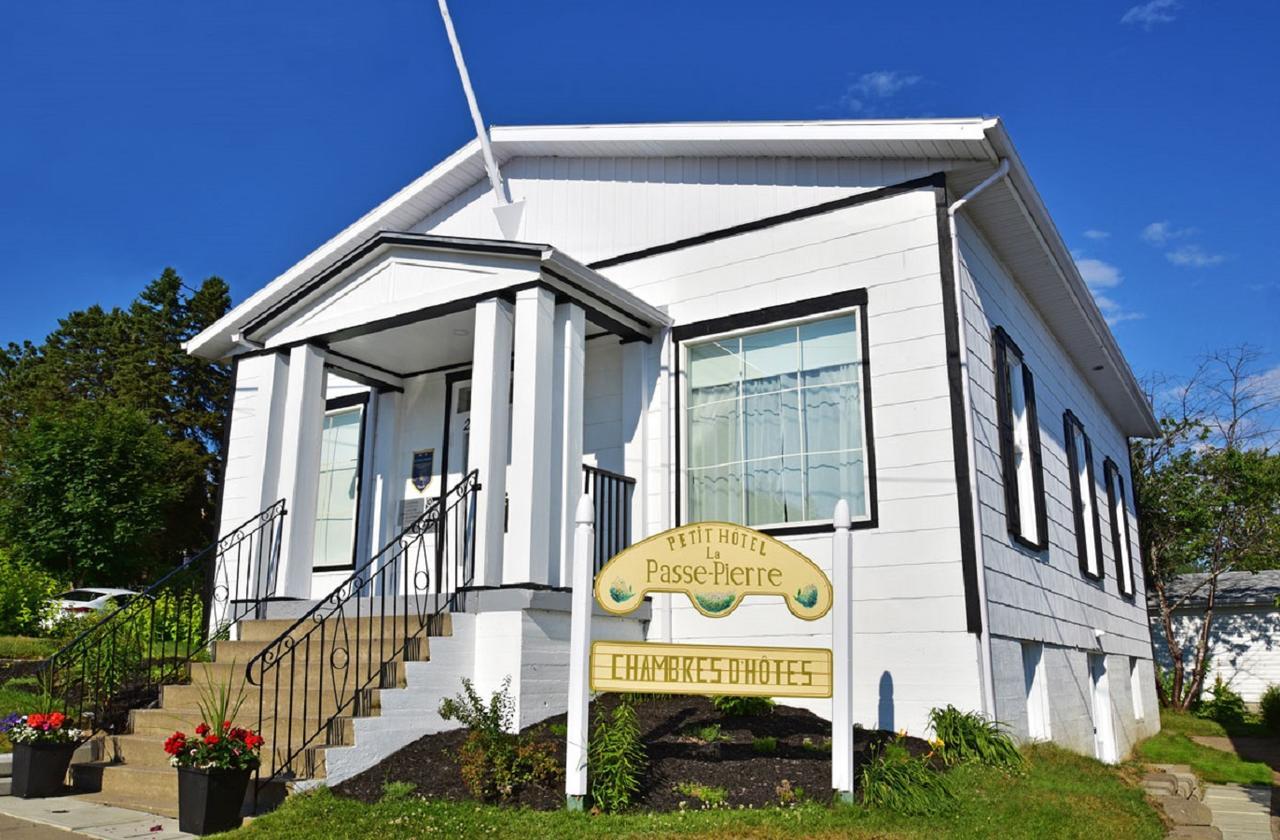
[67,607,455,817]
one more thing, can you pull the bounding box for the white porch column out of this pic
[366,389,401,558]
[506,286,556,585]
[470,297,514,587]
[621,340,649,545]
[553,303,586,587]
[274,343,327,598]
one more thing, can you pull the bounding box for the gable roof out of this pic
[185,118,1158,436]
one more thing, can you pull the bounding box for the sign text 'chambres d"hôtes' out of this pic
[589,640,833,699]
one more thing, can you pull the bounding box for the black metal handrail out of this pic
[245,470,479,789]
[38,500,287,733]
[583,464,636,572]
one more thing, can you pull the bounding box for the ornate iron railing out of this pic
[245,471,479,789]
[38,500,287,733]
[583,464,636,571]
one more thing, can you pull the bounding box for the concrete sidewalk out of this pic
[1202,784,1274,840]
[0,794,192,839]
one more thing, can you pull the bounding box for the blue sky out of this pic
[2,0,1277,392]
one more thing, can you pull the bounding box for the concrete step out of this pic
[235,612,450,643]
[128,707,356,746]
[191,653,416,690]
[159,683,382,717]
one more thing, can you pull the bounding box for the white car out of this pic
[48,588,139,623]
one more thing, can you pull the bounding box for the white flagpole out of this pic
[435,0,525,239]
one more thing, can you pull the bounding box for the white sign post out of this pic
[830,499,855,803]
[565,494,594,811]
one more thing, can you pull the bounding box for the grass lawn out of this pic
[1157,708,1272,739]
[1135,710,1274,785]
[0,676,43,753]
[0,636,59,660]
[222,744,1163,840]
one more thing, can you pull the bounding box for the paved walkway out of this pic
[0,794,192,839]
[1191,735,1280,840]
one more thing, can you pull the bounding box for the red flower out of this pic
[222,721,231,730]
[163,732,187,756]
[27,714,44,729]
[244,734,264,749]
[204,735,220,746]
[195,723,209,736]
[48,712,65,728]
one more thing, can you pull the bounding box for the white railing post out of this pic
[831,499,855,803]
[565,494,595,810]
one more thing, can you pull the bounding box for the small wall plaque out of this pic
[411,449,435,492]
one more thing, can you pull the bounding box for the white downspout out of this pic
[947,158,1009,717]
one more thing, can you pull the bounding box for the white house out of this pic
[1152,570,1280,706]
[183,118,1161,785]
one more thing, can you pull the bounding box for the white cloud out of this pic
[1166,245,1226,268]
[1076,257,1123,288]
[1092,294,1146,326]
[1122,0,1180,29]
[1141,220,1195,245]
[1073,253,1142,325]
[1083,229,1110,240]
[840,71,922,114]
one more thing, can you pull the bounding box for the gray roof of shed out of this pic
[1155,570,1280,609]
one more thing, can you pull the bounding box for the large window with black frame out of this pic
[1064,410,1104,580]
[993,327,1047,550]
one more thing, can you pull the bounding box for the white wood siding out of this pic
[957,215,1154,746]
[412,156,963,265]
[1153,606,1280,704]
[599,188,983,734]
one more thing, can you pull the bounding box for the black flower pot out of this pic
[11,741,79,798]
[177,766,252,835]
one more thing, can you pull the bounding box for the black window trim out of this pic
[671,289,878,536]
[992,326,1048,552]
[312,390,372,573]
[1063,409,1105,582]
[1103,456,1136,599]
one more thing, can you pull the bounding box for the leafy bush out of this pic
[681,722,726,744]
[0,553,65,637]
[674,781,727,808]
[752,736,777,755]
[709,695,775,717]
[1260,684,1280,734]
[589,699,646,813]
[927,705,1023,769]
[439,677,561,802]
[1196,676,1247,727]
[380,781,417,803]
[775,779,807,806]
[859,739,953,815]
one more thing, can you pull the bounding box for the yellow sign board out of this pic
[590,641,833,698]
[593,521,833,620]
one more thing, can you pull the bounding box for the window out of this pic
[685,311,870,528]
[1064,411,1103,580]
[1022,642,1051,740]
[993,328,1046,549]
[1104,457,1136,598]
[1129,657,1145,721]
[313,396,368,570]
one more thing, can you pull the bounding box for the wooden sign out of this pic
[593,521,833,620]
[590,640,832,699]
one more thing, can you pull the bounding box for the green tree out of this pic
[1135,346,1280,710]
[0,402,204,586]
[0,269,230,582]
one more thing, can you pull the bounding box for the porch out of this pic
[216,232,669,603]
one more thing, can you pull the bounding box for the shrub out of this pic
[710,695,775,717]
[439,677,561,802]
[927,705,1023,769]
[0,553,65,637]
[1196,676,1247,727]
[752,736,778,755]
[674,781,727,808]
[589,698,646,813]
[859,740,954,815]
[380,781,417,803]
[681,722,726,744]
[1260,684,1280,735]
[775,779,807,806]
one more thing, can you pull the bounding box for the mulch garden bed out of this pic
[334,694,931,811]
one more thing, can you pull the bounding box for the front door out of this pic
[1090,654,1117,763]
